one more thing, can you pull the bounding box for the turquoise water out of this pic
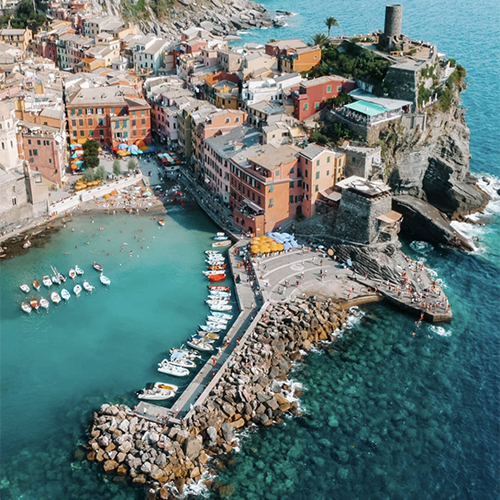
[0,207,223,499]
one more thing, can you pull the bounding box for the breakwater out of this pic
[86,296,348,498]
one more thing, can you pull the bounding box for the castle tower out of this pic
[384,4,403,39]
[0,102,21,173]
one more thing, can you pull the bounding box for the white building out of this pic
[242,72,302,107]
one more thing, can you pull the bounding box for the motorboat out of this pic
[75,265,84,276]
[73,284,82,296]
[208,274,226,282]
[206,298,230,305]
[93,262,103,272]
[157,360,190,377]
[187,338,214,352]
[167,354,197,369]
[210,312,233,320]
[203,270,226,276]
[208,285,230,292]
[158,218,165,227]
[213,240,231,248]
[210,303,233,312]
[208,265,226,271]
[206,321,227,330]
[209,290,231,298]
[199,324,222,333]
[58,273,67,283]
[39,298,49,310]
[61,289,71,301]
[205,250,222,256]
[207,315,228,324]
[192,334,216,343]
[216,232,226,237]
[69,269,77,279]
[33,280,41,291]
[195,332,220,340]
[51,276,60,285]
[20,284,30,293]
[214,235,228,241]
[51,292,61,304]
[21,302,32,313]
[42,275,52,287]
[154,381,179,392]
[30,298,39,310]
[169,348,201,360]
[136,383,176,401]
[83,281,94,292]
[100,275,111,286]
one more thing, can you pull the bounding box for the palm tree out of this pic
[311,33,330,48]
[325,16,339,37]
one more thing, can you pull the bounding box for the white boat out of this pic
[166,354,197,369]
[39,298,50,310]
[61,289,71,301]
[75,265,84,276]
[69,269,76,279]
[83,281,94,292]
[42,275,52,287]
[210,312,233,320]
[199,324,222,333]
[210,304,233,312]
[207,315,228,324]
[203,270,226,276]
[206,299,230,306]
[51,276,60,285]
[169,348,201,360]
[20,284,30,293]
[93,262,103,272]
[73,284,82,296]
[157,361,190,377]
[33,280,41,290]
[187,338,214,352]
[208,291,231,298]
[206,321,227,330]
[192,334,216,343]
[100,275,111,286]
[158,218,165,227]
[21,302,32,314]
[216,232,225,237]
[136,383,176,401]
[213,240,231,248]
[213,235,228,241]
[51,292,61,304]
[205,250,222,255]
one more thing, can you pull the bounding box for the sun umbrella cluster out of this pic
[249,235,285,255]
[111,140,154,157]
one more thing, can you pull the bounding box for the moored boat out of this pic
[208,290,231,298]
[20,284,30,293]
[203,270,226,276]
[136,383,176,401]
[208,274,226,282]
[51,276,60,285]
[33,280,41,290]
[39,298,49,310]
[68,269,77,279]
[157,360,190,377]
[213,240,231,248]
[83,281,94,292]
[42,275,52,287]
[93,262,103,272]
[158,218,165,227]
[30,298,39,310]
[205,250,222,256]
[100,275,111,286]
[73,284,82,296]
[207,315,228,324]
[208,265,226,271]
[51,292,61,304]
[208,285,230,292]
[195,332,220,340]
[213,235,228,241]
[169,348,201,360]
[75,265,84,275]
[192,334,216,343]
[210,312,233,320]
[206,321,227,329]
[187,338,214,352]
[61,289,71,301]
[210,303,233,311]
[21,302,32,314]
[167,354,197,369]
[58,273,67,283]
[199,324,222,333]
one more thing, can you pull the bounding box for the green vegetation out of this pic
[128,159,137,171]
[309,121,352,146]
[447,65,466,86]
[113,160,122,176]
[149,0,174,21]
[324,16,339,37]
[95,166,107,181]
[434,65,466,112]
[327,92,353,108]
[311,33,330,48]
[3,0,47,32]
[82,139,100,170]
[121,0,150,21]
[83,170,95,183]
[417,84,432,107]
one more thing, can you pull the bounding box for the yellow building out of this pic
[0,28,32,53]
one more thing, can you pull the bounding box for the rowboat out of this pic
[136,382,176,401]
[212,240,231,248]
[93,262,103,272]
[69,269,76,279]
[21,302,32,314]
[208,285,230,292]
[33,280,41,290]
[210,303,233,311]
[208,274,226,282]
[73,284,82,296]
[206,321,227,329]
[20,284,30,293]
[216,232,226,237]
[30,298,39,310]
[205,250,222,255]
[83,281,94,292]
[61,289,71,301]
[167,354,197,369]
[157,360,190,377]
[51,292,61,304]
[51,276,60,285]
[206,300,230,307]
[210,312,233,320]
[75,265,84,275]
[42,275,52,287]
[192,334,216,343]
[100,275,111,286]
[187,338,214,352]
[58,273,67,283]
[39,298,49,310]
[158,218,165,227]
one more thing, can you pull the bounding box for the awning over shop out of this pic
[377,210,403,224]
[242,198,264,213]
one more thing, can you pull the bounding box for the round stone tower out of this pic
[0,102,20,173]
[384,4,403,39]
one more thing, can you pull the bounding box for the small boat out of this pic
[205,250,222,255]
[154,382,179,392]
[100,275,111,286]
[61,289,71,301]
[51,292,61,304]
[199,324,222,333]
[33,280,41,290]
[209,290,231,298]
[73,284,82,296]
[207,315,228,324]
[216,232,226,237]
[169,348,201,360]
[187,338,214,352]
[42,275,52,287]
[208,265,226,271]
[157,360,190,377]
[83,281,94,292]
[93,262,103,272]
[208,285,230,292]
[69,269,77,279]
[206,296,230,302]
[75,265,84,276]
[195,332,220,340]
[58,273,67,283]
[158,218,165,227]
[213,235,228,241]
[136,382,176,401]
[192,334,216,343]
[20,284,30,293]
[203,270,226,276]
[210,312,233,320]
[167,354,197,369]
[208,274,226,282]
[21,302,32,314]
[210,303,233,312]
[30,298,39,310]
[213,240,231,248]
[39,298,49,310]
[51,276,60,285]
[206,321,227,329]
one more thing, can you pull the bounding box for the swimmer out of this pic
[412,332,416,337]
[86,241,90,245]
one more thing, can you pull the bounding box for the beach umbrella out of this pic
[277,243,284,251]
[346,258,353,267]
[148,145,156,153]
[117,143,128,150]
[128,144,139,153]
[283,242,291,251]
[135,139,146,148]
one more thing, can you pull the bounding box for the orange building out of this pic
[281,45,322,74]
[66,85,151,147]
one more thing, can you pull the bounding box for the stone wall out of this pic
[383,65,418,103]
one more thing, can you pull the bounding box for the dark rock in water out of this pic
[183,437,202,460]
[221,422,235,442]
[253,412,270,426]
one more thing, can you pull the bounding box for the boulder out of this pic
[221,422,235,442]
[106,450,117,461]
[206,426,217,446]
[116,452,127,463]
[96,449,105,462]
[253,412,269,426]
[118,440,133,454]
[231,418,245,429]
[159,485,170,499]
[184,436,202,460]
[103,459,119,472]
[141,461,152,474]
[118,419,129,433]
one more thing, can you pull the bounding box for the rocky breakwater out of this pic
[86,297,348,498]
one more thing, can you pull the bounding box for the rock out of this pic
[198,450,208,464]
[206,426,217,446]
[265,397,279,411]
[132,474,146,484]
[253,412,269,426]
[116,452,126,463]
[97,435,110,448]
[118,419,129,433]
[184,436,202,460]
[231,418,245,429]
[117,464,128,475]
[221,422,235,442]
[118,440,132,454]
[159,485,170,499]
[141,461,152,474]
[96,449,105,462]
[173,477,185,494]
[222,402,236,418]
[103,459,119,472]
[218,483,236,498]
[107,450,117,461]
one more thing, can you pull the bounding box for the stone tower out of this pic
[384,4,403,39]
[0,102,20,173]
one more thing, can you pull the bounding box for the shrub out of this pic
[95,166,107,180]
[113,160,122,176]
[128,159,137,171]
[83,170,95,182]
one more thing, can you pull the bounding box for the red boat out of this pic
[208,265,226,271]
[30,298,39,310]
[93,262,103,272]
[208,274,226,282]
[208,286,230,292]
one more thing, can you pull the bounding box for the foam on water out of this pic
[410,240,435,254]
[429,325,453,337]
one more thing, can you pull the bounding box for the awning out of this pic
[242,198,263,213]
[319,188,342,202]
[377,210,403,224]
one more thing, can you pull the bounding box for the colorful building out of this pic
[281,45,322,74]
[0,28,32,52]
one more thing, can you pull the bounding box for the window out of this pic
[327,85,331,93]
[269,198,274,207]
[304,103,308,110]
[79,119,83,126]
[298,180,302,188]
[252,192,255,201]
[124,132,128,138]
[327,156,331,163]
[235,117,240,123]
[257,196,261,205]
[123,121,128,128]
[290,181,294,188]
[78,109,82,115]
[88,119,92,126]
[142,110,145,116]
[316,160,320,167]
[141,119,145,125]
[225,118,230,124]
[315,184,319,192]
[49,158,52,163]
[315,102,319,110]
[132,120,136,126]
[338,86,342,92]
[290,167,294,174]
[289,195,294,204]
[99,130,104,136]
[115,122,119,129]
[275,170,280,177]
[80,131,84,136]
[98,118,104,126]
[97,108,103,115]
[269,185,274,193]
[37,139,41,145]
[89,131,93,137]
[351,157,356,163]
[326,170,329,176]
[316,171,320,179]
[73,131,77,137]
[305,170,308,178]
[33,149,38,156]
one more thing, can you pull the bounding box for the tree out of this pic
[95,166,107,180]
[113,160,122,176]
[83,170,95,182]
[311,33,330,49]
[325,16,339,37]
[83,155,99,170]
[127,159,137,171]
[82,139,100,156]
